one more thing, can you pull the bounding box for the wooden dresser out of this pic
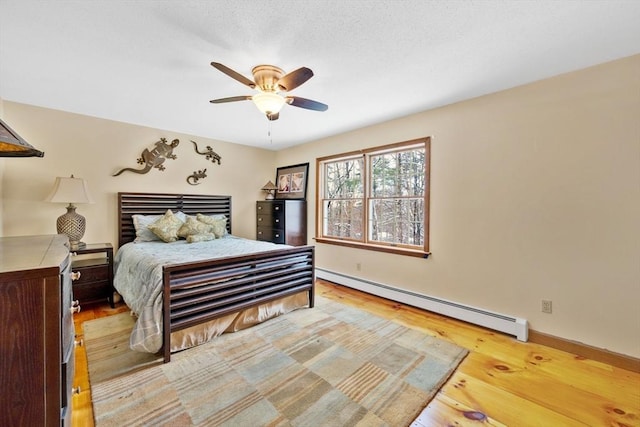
[256,200,307,246]
[0,235,78,426]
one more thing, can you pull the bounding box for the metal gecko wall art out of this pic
[186,169,207,185]
[113,138,179,176]
[112,137,221,186]
[185,140,222,185]
[191,140,221,165]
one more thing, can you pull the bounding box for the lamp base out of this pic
[57,204,87,249]
[265,192,275,200]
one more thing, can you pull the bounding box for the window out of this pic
[316,137,430,257]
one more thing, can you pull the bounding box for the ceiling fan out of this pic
[209,62,328,121]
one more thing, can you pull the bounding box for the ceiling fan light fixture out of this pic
[252,92,286,115]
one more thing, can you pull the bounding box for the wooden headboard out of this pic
[118,192,232,248]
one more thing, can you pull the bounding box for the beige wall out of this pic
[1,103,276,246]
[2,55,638,358]
[0,97,4,236]
[276,55,640,358]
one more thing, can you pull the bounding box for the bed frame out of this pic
[118,192,315,362]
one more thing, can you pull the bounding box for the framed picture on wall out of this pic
[275,162,309,200]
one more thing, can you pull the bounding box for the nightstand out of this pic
[70,243,114,308]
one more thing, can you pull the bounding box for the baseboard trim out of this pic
[315,267,528,341]
[528,330,640,373]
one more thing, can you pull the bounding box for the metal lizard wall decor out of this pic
[113,138,179,176]
[186,169,207,185]
[191,140,221,164]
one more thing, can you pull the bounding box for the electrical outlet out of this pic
[541,300,552,314]
[356,263,361,271]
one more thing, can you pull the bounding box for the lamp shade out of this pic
[261,180,278,191]
[46,175,94,204]
[0,118,45,158]
[252,92,286,115]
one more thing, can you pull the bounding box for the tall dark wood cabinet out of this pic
[0,235,78,426]
[256,200,307,246]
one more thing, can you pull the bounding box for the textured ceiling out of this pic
[1,0,639,150]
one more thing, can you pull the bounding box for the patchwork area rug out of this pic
[84,296,468,426]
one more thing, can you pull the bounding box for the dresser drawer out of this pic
[61,346,75,426]
[73,281,110,304]
[257,201,284,215]
[257,227,285,244]
[257,213,284,228]
[72,262,108,284]
[61,260,74,356]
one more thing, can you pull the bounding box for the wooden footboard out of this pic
[161,245,315,362]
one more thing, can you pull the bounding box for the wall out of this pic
[276,55,640,358]
[2,56,638,358]
[0,97,4,236]
[1,103,276,246]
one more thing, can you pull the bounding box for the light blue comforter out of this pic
[113,235,289,353]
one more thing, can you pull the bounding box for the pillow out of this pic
[186,233,217,243]
[177,216,214,239]
[196,213,228,238]
[133,211,187,242]
[147,210,185,243]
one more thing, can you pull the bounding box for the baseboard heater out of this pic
[316,268,528,342]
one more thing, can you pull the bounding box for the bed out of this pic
[114,192,315,363]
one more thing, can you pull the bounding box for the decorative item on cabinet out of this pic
[256,199,307,246]
[261,180,278,200]
[275,162,309,200]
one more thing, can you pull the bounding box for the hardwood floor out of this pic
[72,280,640,426]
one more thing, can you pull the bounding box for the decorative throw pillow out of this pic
[177,216,214,239]
[132,214,162,242]
[147,210,184,242]
[186,233,217,243]
[196,213,228,238]
[133,211,187,242]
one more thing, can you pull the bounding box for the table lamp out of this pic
[261,180,278,200]
[45,175,94,249]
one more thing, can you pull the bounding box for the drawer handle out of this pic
[257,231,263,235]
[274,206,280,210]
[71,271,81,281]
[74,338,84,347]
[258,206,262,210]
[275,234,280,238]
[70,301,81,314]
[275,219,280,223]
[258,218,262,222]
[72,386,81,395]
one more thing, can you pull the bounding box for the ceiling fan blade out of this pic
[277,67,313,91]
[209,96,252,104]
[211,62,256,88]
[267,112,279,121]
[286,96,328,111]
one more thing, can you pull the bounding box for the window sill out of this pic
[314,237,430,258]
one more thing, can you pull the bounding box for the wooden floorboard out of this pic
[72,279,640,426]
